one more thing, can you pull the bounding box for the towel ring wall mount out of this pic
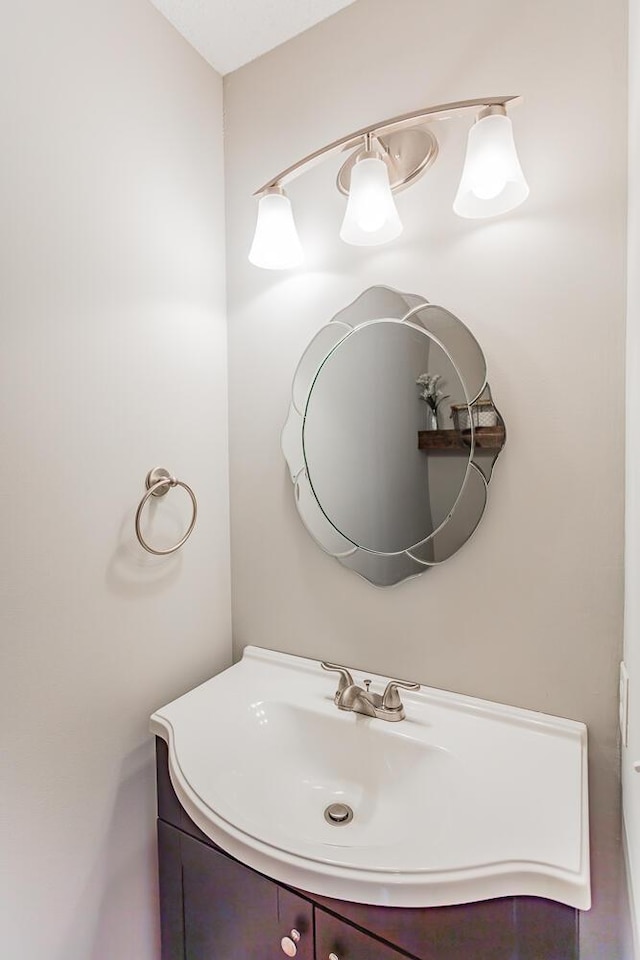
[135,467,198,556]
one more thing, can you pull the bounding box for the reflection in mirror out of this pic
[282,287,506,586]
[408,464,488,565]
[304,321,470,552]
[292,322,352,416]
[408,303,487,402]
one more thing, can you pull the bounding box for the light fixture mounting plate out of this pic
[336,128,438,196]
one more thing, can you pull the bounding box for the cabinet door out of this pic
[181,832,313,960]
[312,894,517,960]
[315,908,414,960]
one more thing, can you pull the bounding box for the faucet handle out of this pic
[381,678,421,710]
[321,662,355,700]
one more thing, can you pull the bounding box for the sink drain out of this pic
[324,802,354,825]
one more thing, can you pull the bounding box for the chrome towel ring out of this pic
[135,467,197,556]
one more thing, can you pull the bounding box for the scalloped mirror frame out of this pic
[281,286,506,586]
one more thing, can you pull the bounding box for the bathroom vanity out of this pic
[154,289,588,956]
[156,738,578,960]
[152,647,589,960]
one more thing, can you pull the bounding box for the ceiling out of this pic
[149,0,356,76]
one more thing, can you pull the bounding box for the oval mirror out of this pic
[281,286,506,586]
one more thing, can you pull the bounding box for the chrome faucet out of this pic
[321,662,420,722]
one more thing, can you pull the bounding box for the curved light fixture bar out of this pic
[253,96,521,194]
[249,95,528,268]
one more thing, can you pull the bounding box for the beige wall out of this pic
[624,0,640,954]
[0,2,231,957]
[224,0,627,956]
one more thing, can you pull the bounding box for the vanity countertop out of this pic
[150,645,590,910]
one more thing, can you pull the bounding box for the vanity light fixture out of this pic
[248,186,304,269]
[248,96,528,269]
[339,133,403,245]
[453,105,529,218]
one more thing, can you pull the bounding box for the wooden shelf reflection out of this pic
[418,425,506,451]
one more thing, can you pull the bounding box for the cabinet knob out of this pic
[281,930,301,956]
[329,953,340,960]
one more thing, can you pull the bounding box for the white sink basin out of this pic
[150,646,590,909]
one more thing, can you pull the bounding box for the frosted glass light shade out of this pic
[249,189,304,269]
[340,156,403,246]
[453,113,529,219]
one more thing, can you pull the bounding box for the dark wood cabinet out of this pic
[313,893,517,960]
[155,738,579,960]
[180,830,313,960]
[316,907,411,960]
